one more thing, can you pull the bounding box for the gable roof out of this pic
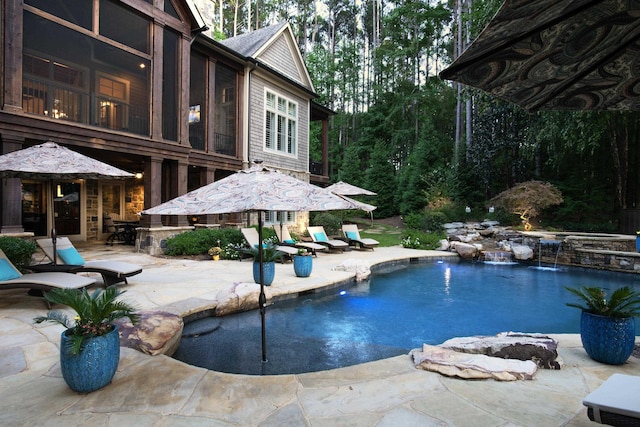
[220,22,287,57]
[220,23,314,93]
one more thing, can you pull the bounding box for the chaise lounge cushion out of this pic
[57,247,86,265]
[314,232,328,242]
[0,259,21,281]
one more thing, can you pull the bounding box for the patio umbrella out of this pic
[0,140,134,263]
[141,162,358,363]
[439,0,640,111]
[326,181,377,196]
[326,181,377,224]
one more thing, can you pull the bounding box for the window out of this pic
[22,10,150,136]
[214,63,237,156]
[264,90,297,155]
[97,74,129,130]
[264,211,296,225]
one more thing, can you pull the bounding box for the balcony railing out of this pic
[213,132,236,157]
[23,77,149,136]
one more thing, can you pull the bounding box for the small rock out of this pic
[332,259,371,281]
[410,344,538,381]
[441,332,562,369]
[115,311,183,356]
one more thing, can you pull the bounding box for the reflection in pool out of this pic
[173,261,640,375]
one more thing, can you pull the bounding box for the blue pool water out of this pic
[173,261,640,375]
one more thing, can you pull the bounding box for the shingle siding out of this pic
[249,75,309,174]
[258,37,304,87]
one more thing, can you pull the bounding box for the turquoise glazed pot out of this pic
[636,236,640,252]
[580,311,635,365]
[60,325,120,393]
[253,261,275,286]
[293,255,313,277]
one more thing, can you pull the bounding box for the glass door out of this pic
[22,181,47,236]
[53,181,81,236]
[101,182,123,239]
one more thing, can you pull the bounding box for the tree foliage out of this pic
[490,181,563,229]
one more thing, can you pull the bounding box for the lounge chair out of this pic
[240,228,298,261]
[307,226,349,252]
[0,249,95,302]
[342,224,379,250]
[583,373,640,425]
[36,237,143,287]
[272,224,327,257]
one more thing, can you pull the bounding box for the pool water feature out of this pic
[173,261,640,375]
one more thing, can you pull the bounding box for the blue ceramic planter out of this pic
[293,255,313,277]
[253,261,275,286]
[580,311,635,365]
[636,236,640,252]
[60,325,120,393]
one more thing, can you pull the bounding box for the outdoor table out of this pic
[113,221,139,245]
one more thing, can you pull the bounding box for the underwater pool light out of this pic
[339,290,347,296]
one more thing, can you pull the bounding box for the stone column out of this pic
[1,136,25,233]
[140,156,163,228]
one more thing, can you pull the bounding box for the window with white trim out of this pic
[265,90,297,155]
[264,211,296,225]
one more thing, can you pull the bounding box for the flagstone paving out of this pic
[0,243,638,426]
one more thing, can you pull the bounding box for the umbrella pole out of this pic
[258,211,268,363]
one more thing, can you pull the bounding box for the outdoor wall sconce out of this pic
[465,206,471,213]
[135,172,143,179]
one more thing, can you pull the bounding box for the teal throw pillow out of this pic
[284,239,295,244]
[314,232,328,242]
[345,231,358,240]
[0,258,21,281]
[57,247,86,265]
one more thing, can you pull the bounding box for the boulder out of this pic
[215,282,266,316]
[332,259,371,281]
[410,344,538,381]
[436,239,450,251]
[440,332,562,369]
[451,242,479,259]
[115,311,183,356]
[512,244,534,260]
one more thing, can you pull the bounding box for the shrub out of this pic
[311,212,341,235]
[400,229,446,250]
[423,211,447,232]
[164,228,244,259]
[403,212,426,230]
[0,237,37,273]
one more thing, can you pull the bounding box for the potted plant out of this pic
[242,243,285,285]
[34,287,139,392]
[566,286,640,365]
[293,248,313,277]
[208,246,222,260]
[636,231,640,252]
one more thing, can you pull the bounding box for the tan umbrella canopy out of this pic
[142,162,358,363]
[0,141,134,264]
[440,0,640,111]
[326,181,377,223]
[326,181,377,196]
[0,140,134,180]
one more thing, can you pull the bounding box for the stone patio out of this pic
[1,243,638,426]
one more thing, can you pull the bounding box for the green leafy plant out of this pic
[241,242,285,262]
[296,248,311,256]
[565,286,640,318]
[164,228,244,258]
[0,236,37,273]
[34,287,139,355]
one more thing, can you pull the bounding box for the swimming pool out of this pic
[173,261,640,375]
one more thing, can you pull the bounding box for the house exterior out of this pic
[0,0,330,253]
